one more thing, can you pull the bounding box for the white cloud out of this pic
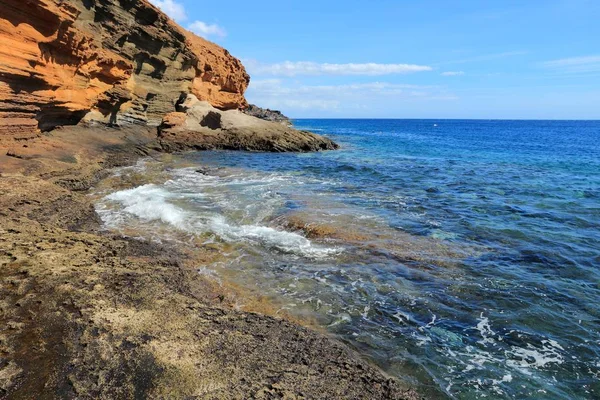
[540,55,600,74]
[245,60,432,77]
[188,21,227,38]
[442,51,528,65]
[148,0,187,22]
[148,0,226,38]
[269,99,341,111]
[441,71,465,76]
[249,80,443,96]
[246,79,457,114]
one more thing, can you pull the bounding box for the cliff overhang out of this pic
[0,0,250,140]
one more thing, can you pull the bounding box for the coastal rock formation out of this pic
[0,0,249,140]
[244,104,292,126]
[0,127,417,399]
[159,95,338,152]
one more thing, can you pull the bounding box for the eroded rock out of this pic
[159,97,339,152]
[0,0,249,140]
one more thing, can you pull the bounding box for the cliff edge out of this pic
[0,0,249,140]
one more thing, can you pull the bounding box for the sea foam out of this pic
[99,181,339,259]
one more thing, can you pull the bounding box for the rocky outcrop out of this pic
[158,95,338,152]
[244,104,292,126]
[0,0,249,140]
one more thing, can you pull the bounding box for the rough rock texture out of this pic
[0,0,249,140]
[244,104,292,126]
[0,129,420,400]
[159,95,338,152]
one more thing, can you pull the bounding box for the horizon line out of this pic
[289,117,600,121]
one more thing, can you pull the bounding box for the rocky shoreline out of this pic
[0,0,421,397]
[0,125,421,399]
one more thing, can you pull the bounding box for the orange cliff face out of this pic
[0,0,250,140]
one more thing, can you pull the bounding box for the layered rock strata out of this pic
[0,0,249,140]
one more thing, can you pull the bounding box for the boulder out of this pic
[159,97,338,152]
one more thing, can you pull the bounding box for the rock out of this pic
[5,149,23,159]
[244,104,292,126]
[176,93,201,113]
[200,111,222,130]
[0,0,249,140]
[0,135,420,399]
[159,98,338,152]
[160,112,188,131]
[195,167,219,175]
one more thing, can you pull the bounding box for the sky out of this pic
[149,0,600,119]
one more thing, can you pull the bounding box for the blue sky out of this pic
[150,0,600,119]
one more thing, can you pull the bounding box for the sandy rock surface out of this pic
[0,127,420,399]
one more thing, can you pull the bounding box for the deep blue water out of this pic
[98,119,600,399]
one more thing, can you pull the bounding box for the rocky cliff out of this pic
[0,0,249,140]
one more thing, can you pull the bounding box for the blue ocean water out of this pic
[97,119,600,399]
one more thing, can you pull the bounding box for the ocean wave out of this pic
[98,183,339,259]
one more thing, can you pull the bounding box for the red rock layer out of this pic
[0,0,249,140]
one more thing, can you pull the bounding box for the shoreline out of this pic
[0,125,422,399]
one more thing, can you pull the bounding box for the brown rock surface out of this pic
[159,96,339,152]
[0,128,420,399]
[0,0,249,140]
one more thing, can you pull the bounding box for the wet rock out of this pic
[0,126,417,399]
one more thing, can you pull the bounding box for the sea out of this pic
[94,119,600,399]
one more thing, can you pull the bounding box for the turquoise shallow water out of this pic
[97,120,600,399]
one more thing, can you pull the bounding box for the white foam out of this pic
[328,313,352,327]
[507,341,565,370]
[99,181,340,259]
[393,311,410,322]
[208,215,339,258]
[197,267,222,285]
[104,184,190,229]
[361,305,370,319]
[476,313,496,345]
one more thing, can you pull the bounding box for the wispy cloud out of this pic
[540,55,600,75]
[441,71,465,76]
[188,21,226,38]
[246,79,457,113]
[149,0,187,21]
[441,51,528,65]
[148,0,226,38]
[245,61,432,77]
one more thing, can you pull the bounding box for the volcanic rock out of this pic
[0,0,249,140]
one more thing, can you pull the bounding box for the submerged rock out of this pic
[0,127,418,399]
